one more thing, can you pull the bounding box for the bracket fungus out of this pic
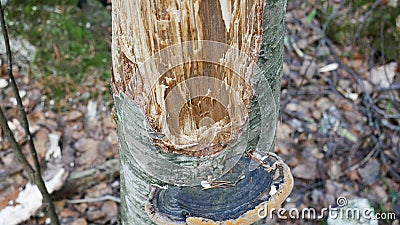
[145,152,293,225]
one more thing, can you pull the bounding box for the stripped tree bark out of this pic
[111,0,291,224]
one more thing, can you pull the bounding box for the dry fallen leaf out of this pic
[63,111,83,122]
[292,161,317,180]
[358,159,381,185]
[0,187,19,210]
[70,218,88,225]
[74,138,102,168]
[101,200,118,223]
[370,62,398,88]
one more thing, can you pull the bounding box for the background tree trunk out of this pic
[111,0,288,224]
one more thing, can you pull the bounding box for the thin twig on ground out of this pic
[67,195,121,204]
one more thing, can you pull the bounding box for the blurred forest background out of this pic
[0,0,399,224]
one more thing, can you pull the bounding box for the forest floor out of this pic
[0,0,399,224]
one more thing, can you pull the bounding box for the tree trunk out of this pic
[111,0,291,224]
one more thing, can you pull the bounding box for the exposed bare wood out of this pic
[112,0,264,155]
[111,0,289,224]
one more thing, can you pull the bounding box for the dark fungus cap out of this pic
[145,152,293,225]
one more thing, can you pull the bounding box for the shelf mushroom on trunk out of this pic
[111,0,291,224]
[146,153,293,224]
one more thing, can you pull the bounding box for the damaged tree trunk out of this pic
[111,0,291,224]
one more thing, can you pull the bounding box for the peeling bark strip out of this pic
[111,0,289,224]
